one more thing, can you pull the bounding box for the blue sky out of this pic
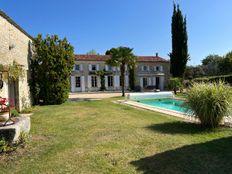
[1,0,232,65]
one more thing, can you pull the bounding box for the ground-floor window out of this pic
[91,76,97,87]
[75,76,81,87]
[108,76,114,87]
[143,77,148,87]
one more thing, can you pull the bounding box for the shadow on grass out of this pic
[146,121,211,135]
[131,136,232,174]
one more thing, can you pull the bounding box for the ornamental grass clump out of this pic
[185,81,232,128]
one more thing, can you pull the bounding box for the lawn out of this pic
[0,98,232,174]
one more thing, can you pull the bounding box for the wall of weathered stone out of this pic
[0,14,32,111]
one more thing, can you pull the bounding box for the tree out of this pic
[31,34,74,105]
[201,54,222,76]
[129,65,136,90]
[86,49,98,55]
[184,65,205,79]
[169,4,189,77]
[219,51,232,74]
[105,47,136,97]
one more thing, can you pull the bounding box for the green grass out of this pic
[0,98,232,174]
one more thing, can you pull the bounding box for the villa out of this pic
[0,10,32,111]
[71,54,170,92]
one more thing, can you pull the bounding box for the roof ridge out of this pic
[0,10,33,40]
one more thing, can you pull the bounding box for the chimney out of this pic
[156,52,158,57]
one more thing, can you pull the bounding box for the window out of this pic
[156,66,160,71]
[142,65,148,71]
[75,77,81,87]
[75,64,80,71]
[108,76,114,87]
[91,65,97,71]
[91,76,97,87]
[108,66,112,71]
[143,78,148,87]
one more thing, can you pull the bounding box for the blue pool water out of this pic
[138,98,189,114]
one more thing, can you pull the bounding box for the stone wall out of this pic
[0,14,32,111]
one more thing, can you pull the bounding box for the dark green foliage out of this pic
[193,74,232,85]
[30,34,74,105]
[184,65,205,79]
[219,51,232,74]
[129,65,135,91]
[169,4,189,77]
[201,54,223,76]
[105,47,136,96]
[10,108,19,117]
[168,77,183,94]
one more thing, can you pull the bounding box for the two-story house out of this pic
[71,54,169,92]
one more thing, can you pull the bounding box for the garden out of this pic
[0,97,231,173]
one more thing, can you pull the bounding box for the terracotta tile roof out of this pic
[75,54,168,63]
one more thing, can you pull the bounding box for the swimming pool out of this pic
[138,98,189,114]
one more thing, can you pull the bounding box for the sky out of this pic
[1,0,232,65]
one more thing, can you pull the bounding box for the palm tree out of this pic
[106,47,136,97]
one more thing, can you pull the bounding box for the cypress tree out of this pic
[169,4,189,77]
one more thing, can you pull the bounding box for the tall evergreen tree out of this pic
[169,4,189,77]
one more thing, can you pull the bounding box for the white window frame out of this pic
[108,76,114,87]
[143,77,148,87]
[91,65,97,71]
[75,76,81,88]
[91,76,97,87]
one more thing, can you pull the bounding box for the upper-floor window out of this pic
[75,64,80,71]
[142,65,149,71]
[108,76,114,87]
[91,65,97,71]
[91,76,97,87]
[156,66,160,71]
[75,76,81,87]
[108,65,113,71]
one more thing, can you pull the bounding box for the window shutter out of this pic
[160,65,163,72]
[105,65,108,71]
[97,64,99,71]
[89,64,92,71]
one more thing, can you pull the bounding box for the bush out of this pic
[168,78,183,94]
[193,75,232,85]
[10,108,19,117]
[0,138,10,152]
[185,81,232,128]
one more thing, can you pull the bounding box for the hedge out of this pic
[193,74,232,84]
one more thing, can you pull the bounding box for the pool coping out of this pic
[118,99,199,123]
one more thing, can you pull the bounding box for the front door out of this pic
[156,77,160,89]
[8,80,19,110]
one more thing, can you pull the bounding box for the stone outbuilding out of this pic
[0,10,32,111]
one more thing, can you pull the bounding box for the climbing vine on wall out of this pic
[0,61,25,81]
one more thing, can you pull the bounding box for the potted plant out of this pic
[0,97,10,122]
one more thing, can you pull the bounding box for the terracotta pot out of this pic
[0,112,9,122]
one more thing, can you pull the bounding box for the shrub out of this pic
[10,108,19,117]
[0,138,10,153]
[168,77,183,94]
[193,74,232,85]
[185,81,232,128]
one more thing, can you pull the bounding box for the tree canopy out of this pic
[105,47,136,96]
[30,34,74,105]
